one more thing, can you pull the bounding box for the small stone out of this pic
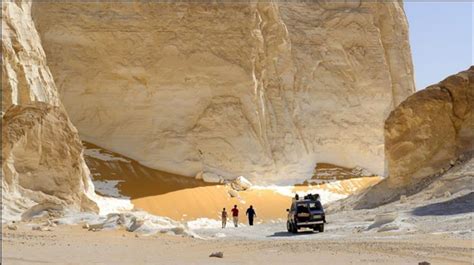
[418,262,430,265]
[82,223,90,229]
[449,160,455,166]
[444,191,451,198]
[171,227,185,235]
[32,226,41,231]
[209,251,224,258]
[7,224,18,231]
[228,189,239,198]
[399,195,407,203]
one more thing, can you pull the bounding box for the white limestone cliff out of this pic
[31,1,415,184]
[2,1,98,220]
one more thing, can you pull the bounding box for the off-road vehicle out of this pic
[286,197,325,233]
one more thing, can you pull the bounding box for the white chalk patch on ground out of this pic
[302,189,347,204]
[92,180,128,199]
[250,185,295,197]
[186,218,222,230]
[84,148,130,163]
[250,185,348,204]
[95,196,134,216]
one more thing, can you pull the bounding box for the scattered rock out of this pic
[195,171,203,180]
[202,172,223,183]
[377,223,399,232]
[82,223,90,229]
[228,189,239,198]
[400,195,407,203]
[418,262,431,265]
[444,191,451,198]
[209,251,224,258]
[32,226,51,231]
[46,219,57,227]
[368,212,398,230]
[21,203,64,222]
[127,217,145,232]
[230,176,252,191]
[88,223,104,232]
[7,224,18,231]
[171,227,185,235]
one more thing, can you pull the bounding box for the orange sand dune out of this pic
[132,177,381,221]
[83,141,381,222]
[132,186,292,222]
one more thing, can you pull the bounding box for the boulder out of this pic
[230,176,252,191]
[201,172,223,184]
[385,67,473,189]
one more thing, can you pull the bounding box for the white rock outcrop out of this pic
[231,176,253,191]
[32,1,415,184]
[2,1,98,221]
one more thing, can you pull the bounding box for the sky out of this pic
[404,1,473,90]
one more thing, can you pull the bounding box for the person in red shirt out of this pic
[231,205,239,227]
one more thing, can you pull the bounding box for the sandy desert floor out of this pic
[3,219,472,265]
[3,154,472,265]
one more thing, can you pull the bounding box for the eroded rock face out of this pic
[385,67,473,187]
[2,0,59,110]
[2,1,98,220]
[32,1,414,183]
[351,67,473,209]
[2,103,99,217]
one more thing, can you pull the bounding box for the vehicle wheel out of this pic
[318,224,324,233]
[291,223,298,234]
[286,221,291,232]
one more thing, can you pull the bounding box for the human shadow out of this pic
[412,192,474,216]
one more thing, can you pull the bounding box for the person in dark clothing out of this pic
[231,205,239,227]
[246,205,257,226]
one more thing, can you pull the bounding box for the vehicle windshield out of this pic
[309,202,322,211]
[296,203,309,213]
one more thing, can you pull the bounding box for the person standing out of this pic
[231,205,239,227]
[221,208,228,228]
[246,205,257,226]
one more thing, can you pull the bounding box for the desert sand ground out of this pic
[3,218,472,265]
[4,187,473,265]
[3,157,472,265]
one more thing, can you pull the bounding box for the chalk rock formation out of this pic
[2,1,59,110]
[2,1,98,220]
[352,67,473,209]
[310,163,375,182]
[32,1,414,183]
[385,66,473,187]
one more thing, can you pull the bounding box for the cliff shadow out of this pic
[83,142,215,200]
[411,192,474,216]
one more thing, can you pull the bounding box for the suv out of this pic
[286,199,325,233]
